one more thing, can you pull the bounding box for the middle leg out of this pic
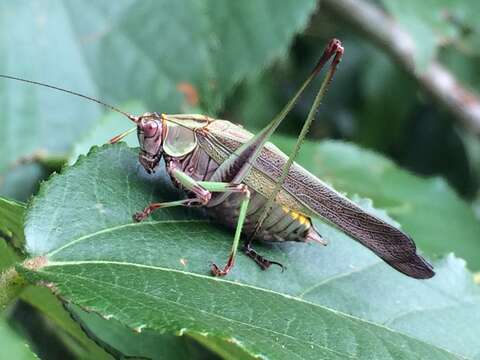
[198,181,251,277]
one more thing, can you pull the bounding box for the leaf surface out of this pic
[20,144,480,359]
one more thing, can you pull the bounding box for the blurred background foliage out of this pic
[2,0,480,203]
[229,0,480,201]
[1,0,480,359]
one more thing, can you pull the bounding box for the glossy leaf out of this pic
[19,144,480,359]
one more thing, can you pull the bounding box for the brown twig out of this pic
[322,0,480,134]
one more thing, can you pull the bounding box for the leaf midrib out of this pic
[46,219,209,257]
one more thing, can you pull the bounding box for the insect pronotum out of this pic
[0,39,434,279]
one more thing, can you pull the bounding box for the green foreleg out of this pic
[133,169,213,222]
[134,167,251,276]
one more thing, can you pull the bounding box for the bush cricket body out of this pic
[0,39,434,279]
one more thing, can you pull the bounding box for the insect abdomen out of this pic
[167,145,322,244]
[207,189,322,244]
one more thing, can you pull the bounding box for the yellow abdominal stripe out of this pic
[281,206,310,226]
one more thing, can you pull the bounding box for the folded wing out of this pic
[201,120,434,279]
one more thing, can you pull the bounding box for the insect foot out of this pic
[132,210,149,222]
[210,255,234,277]
[242,244,286,272]
[132,202,164,222]
[210,264,228,277]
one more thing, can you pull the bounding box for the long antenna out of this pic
[0,74,139,123]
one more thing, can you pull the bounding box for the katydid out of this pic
[0,39,434,279]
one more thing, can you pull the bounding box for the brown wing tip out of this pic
[395,253,435,279]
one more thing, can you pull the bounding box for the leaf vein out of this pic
[297,262,381,298]
[46,219,209,258]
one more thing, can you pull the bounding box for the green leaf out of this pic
[0,318,38,360]
[21,277,219,360]
[66,303,219,360]
[0,239,17,272]
[19,143,480,359]
[0,197,25,269]
[440,45,480,107]
[380,0,458,71]
[0,0,317,200]
[0,198,110,359]
[0,190,209,359]
[0,197,25,250]
[273,139,480,271]
[357,50,415,151]
[439,0,480,56]
[19,287,112,360]
[0,268,26,311]
[0,158,213,360]
[190,334,254,360]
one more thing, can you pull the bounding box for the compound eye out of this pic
[142,120,159,137]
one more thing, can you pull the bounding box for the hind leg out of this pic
[242,241,285,272]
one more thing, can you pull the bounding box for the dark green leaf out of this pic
[19,287,112,360]
[474,194,480,221]
[190,334,255,360]
[0,239,17,271]
[357,50,415,151]
[0,197,25,268]
[67,303,219,360]
[0,197,25,248]
[380,0,458,70]
[19,144,480,359]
